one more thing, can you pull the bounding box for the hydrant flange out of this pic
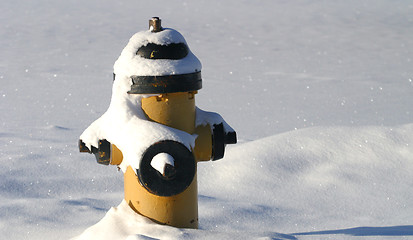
[128,71,202,94]
[138,140,196,197]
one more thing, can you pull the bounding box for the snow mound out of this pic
[73,124,413,239]
[72,200,295,240]
[198,124,413,232]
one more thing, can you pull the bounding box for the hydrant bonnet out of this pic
[129,72,202,94]
[112,17,202,94]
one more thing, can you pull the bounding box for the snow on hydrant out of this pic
[78,17,236,229]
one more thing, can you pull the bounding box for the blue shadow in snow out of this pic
[61,198,108,212]
[292,225,413,237]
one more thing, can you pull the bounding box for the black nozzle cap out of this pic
[211,123,237,161]
[226,131,237,144]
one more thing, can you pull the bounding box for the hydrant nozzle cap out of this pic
[149,17,162,32]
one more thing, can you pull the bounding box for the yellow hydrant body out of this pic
[79,17,235,229]
[125,92,207,228]
[110,92,213,228]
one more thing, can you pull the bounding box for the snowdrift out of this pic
[2,0,413,239]
[72,124,413,239]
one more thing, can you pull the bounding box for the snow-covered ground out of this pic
[1,0,413,239]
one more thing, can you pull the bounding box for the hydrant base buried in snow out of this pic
[124,166,199,228]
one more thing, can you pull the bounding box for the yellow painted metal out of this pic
[193,124,212,161]
[124,166,198,228]
[122,91,213,229]
[110,144,123,165]
[141,91,212,161]
[141,92,196,134]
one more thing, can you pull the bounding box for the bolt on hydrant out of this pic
[78,17,236,229]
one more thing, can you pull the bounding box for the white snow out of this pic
[195,107,235,133]
[78,73,196,172]
[113,28,201,77]
[151,153,175,175]
[1,0,413,239]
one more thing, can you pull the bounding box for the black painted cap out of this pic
[127,17,202,94]
[128,71,202,94]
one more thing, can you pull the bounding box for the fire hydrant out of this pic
[78,17,236,229]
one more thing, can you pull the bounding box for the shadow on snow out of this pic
[292,225,413,237]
